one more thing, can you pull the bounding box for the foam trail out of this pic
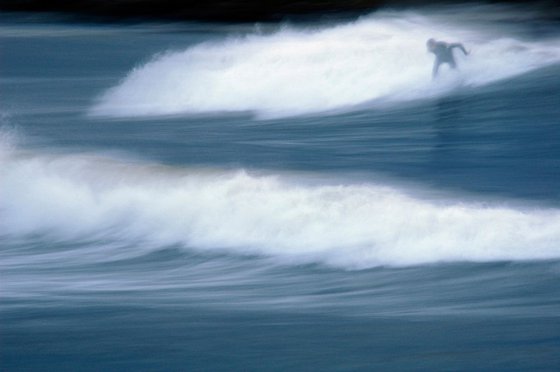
[91,6,560,119]
[2,138,560,269]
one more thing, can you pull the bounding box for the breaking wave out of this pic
[2,137,559,269]
[90,5,560,119]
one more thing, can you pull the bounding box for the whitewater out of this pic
[2,135,560,269]
[90,6,560,119]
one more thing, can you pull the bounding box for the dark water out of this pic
[1,4,560,371]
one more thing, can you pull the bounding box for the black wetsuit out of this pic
[430,42,468,77]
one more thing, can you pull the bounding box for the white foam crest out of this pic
[90,10,560,119]
[2,143,560,269]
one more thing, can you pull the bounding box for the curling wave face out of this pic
[90,7,560,119]
[2,136,560,269]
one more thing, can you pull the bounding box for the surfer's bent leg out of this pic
[432,61,441,78]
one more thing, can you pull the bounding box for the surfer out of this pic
[427,38,469,78]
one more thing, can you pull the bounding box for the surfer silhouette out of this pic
[427,38,469,78]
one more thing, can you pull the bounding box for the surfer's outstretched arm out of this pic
[450,43,468,55]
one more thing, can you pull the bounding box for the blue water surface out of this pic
[1,6,560,371]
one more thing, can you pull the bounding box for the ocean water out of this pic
[1,4,560,371]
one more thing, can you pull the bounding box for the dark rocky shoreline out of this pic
[1,0,558,23]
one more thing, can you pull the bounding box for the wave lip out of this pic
[90,9,560,119]
[2,139,560,269]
